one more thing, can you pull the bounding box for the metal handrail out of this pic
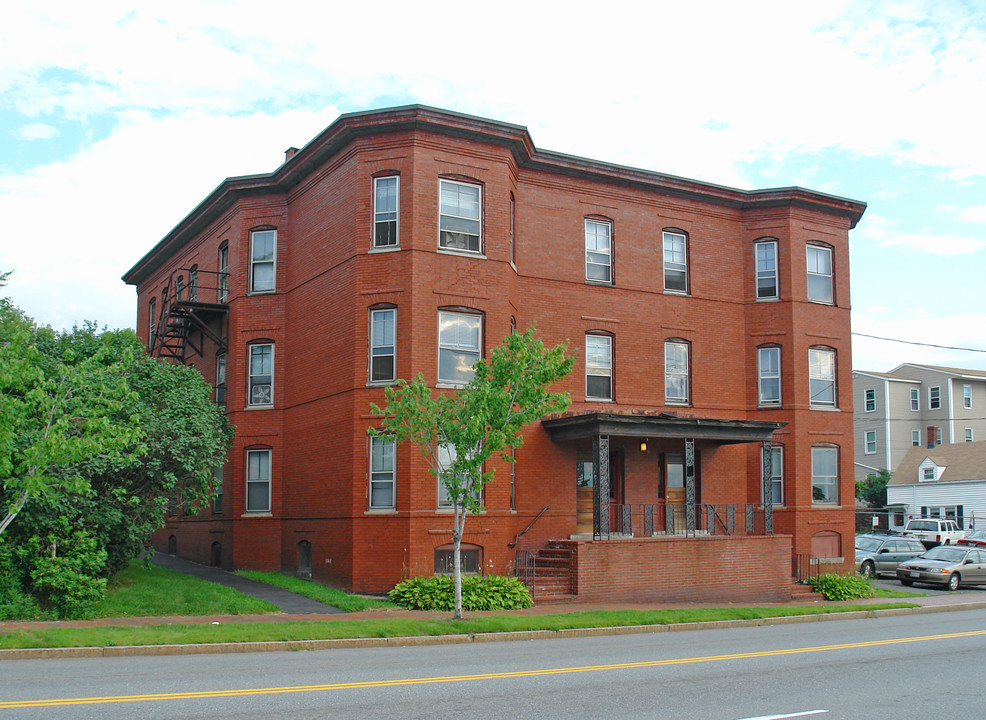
[508,505,550,548]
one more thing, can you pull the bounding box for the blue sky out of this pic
[2,0,985,372]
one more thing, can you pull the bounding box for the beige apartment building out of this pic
[853,364,986,481]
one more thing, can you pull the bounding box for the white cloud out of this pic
[852,214,986,255]
[960,206,986,223]
[17,122,59,140]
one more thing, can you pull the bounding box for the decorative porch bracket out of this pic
[593,435,610,540]
[685,437,696,537]
[761,441,774,534]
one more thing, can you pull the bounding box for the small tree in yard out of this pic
[369,327,574,619]
[856,468,891,508]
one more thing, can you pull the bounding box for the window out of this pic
[755,240,778,299]
[248,343,273,406]
[218,244,229,302]
[929,386,941,410]
[175,275,184,301]
[435,544,481,574]
[509,193,516,266]
[864,430,877,454]
[910,388,919,411]
[369,436,395,509]
[922,467,936,482]
[665,340,690,404]
[585,334,613,400]
[436,443,480,508]
[663,231,688,293]
[809,347,836,407]
[966,427,974,442]
[757,346,781,406]
[188,266,199,302]
[250,229,276,293]
[936,427,943,445]
[215,352,226,405]
[806,244,833,303]
[148,297,156,350]
[245,449,271,512]
[373,176,399,248]
[770,446,784,504]
[811,446,838,504]
[369,308,396,383]
[438,311,481,385]
[912,430,921,446]
[864,388,876,412]
[585,219,612,283]
[964,384,972,409]
[439,179,481,253]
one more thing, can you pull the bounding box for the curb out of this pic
[5,600,986,661]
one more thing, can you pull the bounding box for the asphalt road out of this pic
[3,608,985,719]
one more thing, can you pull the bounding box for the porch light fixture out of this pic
[640,439,648,452]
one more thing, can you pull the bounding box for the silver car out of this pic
[896,546,986,591]
[855,534,927,578]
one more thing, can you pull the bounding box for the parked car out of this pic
[855,534,928,578]
[902,518,965,548]
[957,530,986,547]
[896,546,986,591]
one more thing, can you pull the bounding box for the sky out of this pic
[1,0,985,373]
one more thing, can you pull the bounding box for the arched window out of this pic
[662,229,688,293]
[754,238,779,299]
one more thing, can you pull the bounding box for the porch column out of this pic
[684,437,696,536]
[593,435,610,540]
[761,441,774,534]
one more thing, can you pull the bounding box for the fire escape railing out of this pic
[150,268,229,365]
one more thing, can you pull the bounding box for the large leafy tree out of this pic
[369,327,574,619]
[856,468,891,508]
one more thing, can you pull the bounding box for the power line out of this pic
[852,332,986,354]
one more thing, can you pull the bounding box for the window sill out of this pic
[365,508,397,515]
[585,279,614,287]
[437,382,468,389]
[663,290,690,297]
[245,404,274,411]
[806,299,834,306]
[437,248,486,260]
[810,503,840,508]
[366,381,396,388]
[247,290,276,296]
[755,297,780,303]
[666,400,690,406]
[809,405,840,412]
[241,511,273,517]
[369,245,401,254]
[585,397,615,403]
[758,403,783,409]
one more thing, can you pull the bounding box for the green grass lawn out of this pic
[94,562,278,617]
[0,603,919,650]
[234,570,393,612]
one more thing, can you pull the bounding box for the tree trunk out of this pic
[452,499,464,620]
[0,488,30,537]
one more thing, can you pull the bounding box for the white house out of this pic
[887,441,986,531]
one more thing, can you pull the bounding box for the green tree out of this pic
[856,468,891,508]
[369,327,574,619]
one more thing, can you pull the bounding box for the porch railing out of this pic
[514,550,537,597]
[793,554,820,585]
[608,502,768,538]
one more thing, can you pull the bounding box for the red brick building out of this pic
[123,106,865,603]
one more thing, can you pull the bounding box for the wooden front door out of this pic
[575,451,624,535]
[666,453,685,505]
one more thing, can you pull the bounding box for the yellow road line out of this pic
[3,628,984,710]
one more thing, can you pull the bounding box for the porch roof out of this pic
[541,411,785,444]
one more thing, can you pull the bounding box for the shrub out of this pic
[389,575,532,611]
[809,573,874,601]
[27,530,108,619]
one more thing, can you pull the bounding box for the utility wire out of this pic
[852,332,986,354]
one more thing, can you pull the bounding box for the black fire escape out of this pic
[150,268,229,366]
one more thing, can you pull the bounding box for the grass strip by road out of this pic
[0,603,917,650]
[234,570,394,612]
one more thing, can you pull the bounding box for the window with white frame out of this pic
[439,179,481,253]
[811,445,838,504]
[175,275,184,302]
[215,352,226,405]
[148,297,156,350]
[248,343,273,406]
[585,219,612,283]
[864,430,877,454]
[770,446,784,504]
[806,244,833,304]
[218,244,229,302]
[912,429,921,446]
[922,467,936,482]
[245,449,271,512]
[509,193,516,266]
[436,442,480,508]
[910,387,919,411]
[755,239,778,299]
[929,386,941,410]
[369,308,396,383]
[250,229,276,293]
[373,176,399,248]
[936,427,943,445]
[188,266,199,302]
[663,231,688,293]
[585,334,613,400]
[963,384,972,409]
[809,347,836,407]
[966,427,974,442]
[438,311,481,385]
[665,340,690,404]
[369,436,395,508]
[864,388,876,412]
[758,346,781,406]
